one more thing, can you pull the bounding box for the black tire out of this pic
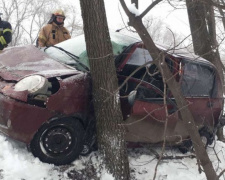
[30,118,84,165]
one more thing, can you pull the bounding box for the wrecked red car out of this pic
[0,32,223,165]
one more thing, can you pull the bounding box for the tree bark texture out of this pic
[186,0,225,141]
[79,0,130,179]
[186,0,223,75]
[120,0,218,179]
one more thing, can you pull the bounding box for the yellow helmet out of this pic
[53,9,65,17]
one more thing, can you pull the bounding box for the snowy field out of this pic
[0,132,225,180]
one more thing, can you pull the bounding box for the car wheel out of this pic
[30,118,84,165]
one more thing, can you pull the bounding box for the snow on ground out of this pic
[0,133,225,180]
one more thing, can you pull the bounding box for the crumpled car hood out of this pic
[0,45,80,81]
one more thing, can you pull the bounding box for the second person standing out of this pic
[38,9,71,47]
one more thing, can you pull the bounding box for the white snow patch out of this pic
[0,135,61,180]
[1,131,225,180]
[127,3,140,17]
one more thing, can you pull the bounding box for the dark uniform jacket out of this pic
[0,20,12,50]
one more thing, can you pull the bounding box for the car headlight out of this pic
[14,75,49,94]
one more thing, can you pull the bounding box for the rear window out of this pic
[181,61,216,97]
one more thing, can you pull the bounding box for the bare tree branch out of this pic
[140,0,163,19]
[218,169,225,179]
[205,0,225,9]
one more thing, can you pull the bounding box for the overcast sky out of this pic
[106,1,190,35]
[63,0,190,36]
[62,0,224,58]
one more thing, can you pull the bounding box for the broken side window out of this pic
[126,48,153,66]
[181,61,215,97]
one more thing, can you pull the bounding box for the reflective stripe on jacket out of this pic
[38,22,71,47]
[0,21,12,50]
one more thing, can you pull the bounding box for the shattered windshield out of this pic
[181,60,216,97]
[44,32,140,71]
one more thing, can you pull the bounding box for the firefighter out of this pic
[38,9,71,47]
[0,13,12,51]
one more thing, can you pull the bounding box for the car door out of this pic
[120,76,185,144]
[180,60,223,129]
[117,44,189,144]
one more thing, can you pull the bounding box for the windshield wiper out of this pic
[44,45,89,72]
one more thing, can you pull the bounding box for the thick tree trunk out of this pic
[79,0,130,179]
[120,0,218,179]
[186,0,225,141]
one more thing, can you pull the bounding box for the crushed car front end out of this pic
[0,45,93,144]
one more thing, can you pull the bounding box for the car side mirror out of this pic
[128,90,137,106]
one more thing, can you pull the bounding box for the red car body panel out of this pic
[0,45,92,143]
[0,45,79,81]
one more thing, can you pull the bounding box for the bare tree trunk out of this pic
[205,1,225,141]
[186,0,225,141]
[120,0,218,179]
[79,0,130,179]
